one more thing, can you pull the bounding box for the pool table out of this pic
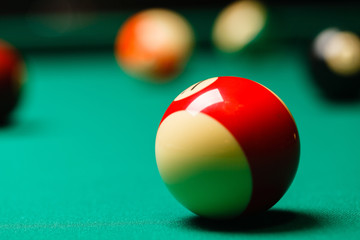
[0,3,360,239]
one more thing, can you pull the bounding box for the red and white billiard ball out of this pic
[0,40,25,120]
[115,9,194,82]
[155,76,300,219]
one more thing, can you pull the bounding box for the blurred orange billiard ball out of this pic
[115,9,194,82]
[0,40,25,121]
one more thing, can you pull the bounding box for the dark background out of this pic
[0,1,359,51]
[1,0,360,14]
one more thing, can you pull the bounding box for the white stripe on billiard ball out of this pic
[155,110,252,219]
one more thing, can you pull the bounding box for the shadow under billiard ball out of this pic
[180,209,323,233]
[309,28,360,101]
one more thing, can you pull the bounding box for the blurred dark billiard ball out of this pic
[310,28,360,99]
[0,40,25,121]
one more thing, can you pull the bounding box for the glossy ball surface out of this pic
[115,9,194,82]
[155,76,300,219]
[0,40,25,120]
[310,28,360,98]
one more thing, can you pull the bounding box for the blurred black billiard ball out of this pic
[310,28,360,99]
[0,40,25,122]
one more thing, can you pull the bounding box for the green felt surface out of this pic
[0,44,359,239]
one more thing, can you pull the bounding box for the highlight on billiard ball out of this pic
[212,0,267,53]
[0,40,25,121]
[155,76,300,219]
[114,9,195,82]
[310,28,360,98]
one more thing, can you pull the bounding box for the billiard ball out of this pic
[155,76,300,219]
[212,0,267,53]
[115,9,194,82]
[0,40,25,121]
[310,28,360,98]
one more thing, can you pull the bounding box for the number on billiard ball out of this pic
[175,77,218,101]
